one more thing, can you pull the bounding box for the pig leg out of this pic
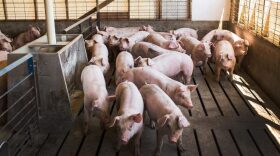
[215,67,221,82]
[84,98,92,135]
[229,68,234,82]
[202,58,208,74]
[134,126,143,156]
[177,135,186,152]
[154,131,164,156]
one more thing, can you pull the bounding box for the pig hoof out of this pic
[149,122,156,129]
[154,151,161,156]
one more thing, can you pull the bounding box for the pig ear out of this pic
[100,58,105,66]
[187,85,198,92]
[227,54,234,60]
[113,35,119,40]
[156,114,170,128]
[168,41,179,49]
[107,116,120,128]
[96,26,100,32]
[178,40,184,48]
[198,43,205,50]
[244,40,250,47]
[107,95,116,102]
[130,113,142,123]
[147,58,154,66]
[134,56,142,66]
[177,116,190,128]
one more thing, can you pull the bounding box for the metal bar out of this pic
[0,87,34,119]
[0,54,32,77]
[64,13,96,33]
[1,97,35,132]
[0,73,33,100]
[79,0,114,19]
[44,0,57,44]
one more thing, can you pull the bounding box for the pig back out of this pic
[179,36,200,53]
[131,42,165,58]
[116,81,144,113]
[140,84,180,120]
[91,43,109,58]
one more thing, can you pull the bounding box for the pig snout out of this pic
[120,131,130,145]
[184,99,193,110]
[169,135,179,144]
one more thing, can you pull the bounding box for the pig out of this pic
[202,29,249,66]
[92,34,105,44]
[145,33,185,53]
[96,26,110,44]
[81,65,115,134]
[104,26,141,37]
[108,35,121,47]
[119,31,150,52]
[134,52,193,84]
[179,36,212,73]
[118,67,197,109]
[107,81,144,155]
[140,84,190,156]
[89,42,110,74]
[131,42,178,59]
[0,31,13,52]
[140,25,176,41]
[115,51,134,85]
[170,28,198,39]
[214,40,236,81]
[12,25,41,50]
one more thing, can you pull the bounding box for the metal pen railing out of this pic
[0,53,39,156]
[63,0,114,39]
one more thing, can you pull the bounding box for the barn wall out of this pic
[229,24,280,105]
[192,0,231,21]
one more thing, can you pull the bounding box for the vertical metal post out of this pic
[44,0,57,44]
[96,0,100,28]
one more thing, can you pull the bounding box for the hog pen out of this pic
[0,0,280,156]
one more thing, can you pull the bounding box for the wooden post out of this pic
[65,0,69,19]
[2,0,8,20]
[96,0,100,28]
[34,0,38,20]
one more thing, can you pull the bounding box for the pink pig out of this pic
[115,51,134,85]
[170,28,198,39]
[134,52,193,84]
[81,65,115,134]
[140,25,176,41]
[118,67,197,109]
[179,36,212,73]
[145,33,185,53]
[214,40,236,81]
[107,81,144,155]
[140,84,190,156]
[89,42,110,74]
[119,31,150,52]
[12,25,41,50]
[131,42,178,59]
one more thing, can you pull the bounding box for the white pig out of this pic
[119,31,150,52]
[140,25,176,41]
[145,33,185,53]
[118,67,197,109]
[134,53,193,84]
[170,27,198,39]
[140,84,190,156]
[115,51,134,85]
[81,65,115,134]
[89,42,110,74]
[214,40,236,81]
[179,36,212,73]
[108,81,144,155]
[131,42,178,59]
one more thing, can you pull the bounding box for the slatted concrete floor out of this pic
[20,63,280,156]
